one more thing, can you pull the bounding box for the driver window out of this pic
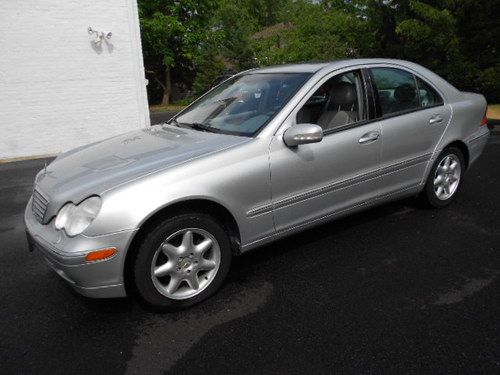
[296,70,365,131]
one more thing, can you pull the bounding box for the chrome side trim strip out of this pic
[246,205,273,218]
[468,131,489,146]
[247,153,431,218]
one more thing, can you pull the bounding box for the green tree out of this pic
[357,0,500,101]
[251,0,371,65]
[190,0,292,95]
[245,0,288,27]
[211,0,259,69]
[138,0,500,104]
[449,0,500,101]
[190,0,258,95]
[356,0,409,57]
[139,0,217,105]
[395,1,461,74]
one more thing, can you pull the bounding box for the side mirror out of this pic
[283,123,323,147]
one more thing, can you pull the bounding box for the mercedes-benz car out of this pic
[25,59,490,310]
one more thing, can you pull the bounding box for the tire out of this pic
[131,212,232,311]
[420,146,465,208]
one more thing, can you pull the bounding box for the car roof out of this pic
[250,62,331,73]
[247,58,462,102]
[248,58,420,74]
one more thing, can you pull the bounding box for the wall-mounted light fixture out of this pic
[88,27,112,46]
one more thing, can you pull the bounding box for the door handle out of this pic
[359,131,380,144]
[429,115,443,125]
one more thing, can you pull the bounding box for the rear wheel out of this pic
[131,212,232,311]
[421,146,465,208]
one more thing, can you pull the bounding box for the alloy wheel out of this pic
[150,228,221,300]
[433,154,461,200]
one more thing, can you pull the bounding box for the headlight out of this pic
[55,196,102,237]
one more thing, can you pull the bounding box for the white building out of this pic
[0,0,150,160]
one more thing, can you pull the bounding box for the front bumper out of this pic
[24,198,137,298]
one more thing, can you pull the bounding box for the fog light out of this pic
[85,247,117,262]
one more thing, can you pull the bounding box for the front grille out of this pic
[32,187,49,223]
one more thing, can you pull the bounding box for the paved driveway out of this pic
[1,131,499,374]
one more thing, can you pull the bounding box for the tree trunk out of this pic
[161,66,172,105]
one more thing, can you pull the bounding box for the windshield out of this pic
[174,72,312,137]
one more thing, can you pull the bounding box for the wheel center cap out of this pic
[179,258,191,269]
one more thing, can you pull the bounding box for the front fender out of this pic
[83,138,275,248]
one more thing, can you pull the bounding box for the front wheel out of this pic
[131,212,232,311]
[421,146,465,208]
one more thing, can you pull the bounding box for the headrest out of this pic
[328,81,356,108]
[394,84,417,103]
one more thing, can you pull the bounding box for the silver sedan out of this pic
[25,59,490,310]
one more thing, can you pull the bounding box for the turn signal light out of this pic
[85,247,117,262]
[481,107,488,126]
[481,115,488,126]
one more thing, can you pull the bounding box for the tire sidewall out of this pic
[133,212,232,311]
[424,146,465,208]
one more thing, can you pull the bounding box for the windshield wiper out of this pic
[165,119,220,133]
[164,118,180,128]
[180,122,220,133]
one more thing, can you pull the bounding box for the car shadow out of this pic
[230,196,419,272]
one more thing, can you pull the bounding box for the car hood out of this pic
[34,125,250,222]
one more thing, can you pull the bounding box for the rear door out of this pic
[368,66,451,194]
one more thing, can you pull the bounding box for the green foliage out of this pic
[356,0,500,102]
[139,0,217,67]
[209,0,259,68]
[479,65,500,102]
[395,1,461,74]
[192,57,227,95]
[171,97,196,106]
[190,0,258,95]
[139,0,500,103]
[139,0,218,103]
[251,0,370,65]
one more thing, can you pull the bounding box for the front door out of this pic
[269,69,382,232]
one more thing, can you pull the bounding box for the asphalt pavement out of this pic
[150,111,177,125]
[1,130,499,374]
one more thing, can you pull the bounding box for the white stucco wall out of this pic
[0,0,150,160]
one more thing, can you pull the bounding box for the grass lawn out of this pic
[149,104,187,113]
[488,104,500,120]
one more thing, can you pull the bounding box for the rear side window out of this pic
[415,76,443,107]
[370,67,419,117]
